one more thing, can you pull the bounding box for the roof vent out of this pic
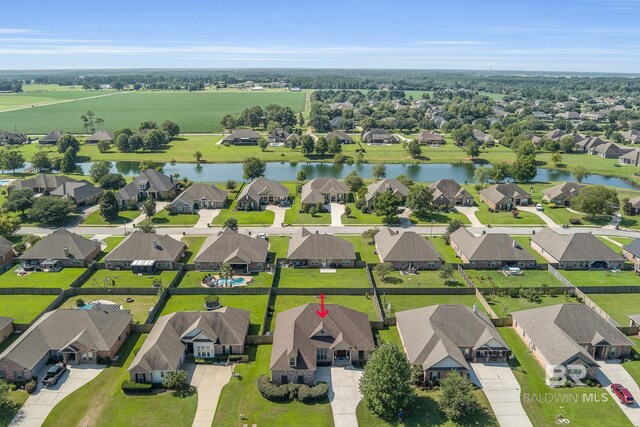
[64,247,69,257]
[473,304,479,315]
[152,239,158,249]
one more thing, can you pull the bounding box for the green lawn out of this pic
[340,204,471,226]
[213,345,334,426]
[374,326,403,348]
[43,333,198,427]
[0,266,87,289]
[466,270,563,289]
[159,295,268,335]
[487,293,577,318]
[96,236,125,261]
[500,327,632,427]
[357,388,498,427]
[341,235,380,264]
[587,294,640,325]
[82,209,140,225]
[374,270,467,288]
[610,236,635,246]
[150,209,199,226]
[178,270,273,288]
[212,196,275,227]
[474,204,545,225]
[181,236,207,263]
[597,236,625,253]
[542,207,610,227]
[431,236,460,263]
[378,294,486,318]
[284,193,332,225]
[341,204,387,225]
[623,337,640,387]
[0,390,28,427]
[0,295,57,323]
[270,295,379,329]
[561,270,639,287]
[81,269,178,289]
[60,294,159,324]
[276,267,371,288]
[268,236,289,260]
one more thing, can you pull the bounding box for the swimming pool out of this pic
[77,303,96,310]
[0,179,11,186]
[218,277,246,286]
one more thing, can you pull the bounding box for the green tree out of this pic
[396,174,414,188]
[114,133,131,152]
[359,343,414,420]
[142,195,157,218]
[221,114,237,131]
[439,264,454,285]
[139,160,164,173]
[242,157,265,180]
[143,129,166,151]
[512,153,537,182]
[97,139,110,153]
[224,217,238,231]
[406,184,435,219]
[57,134,80,157]
[193,150,203,166]
[622,198,633,216]
[89,160,112,183]
[160,120,180,137]
[372,164,387,179]
[137,219,156,233]
[59,149,77,173]
[257,136,269,152]
[99,173,126,190]
[99,190,120,221]
[373,192,401,223]
[0,215,20,237]
[573,165,590,183]
[226,179,236,190]
[315,136,328,155]
[465,142,480,159]
[162,370,188,390]
[219,263,234,282]
[27,196,76,225]
[490,161,512,182]
[473,166,492,185]
[447,219,464,233]
[571,185,618,218]
[0,378,12,408]
[328,137,342,155]
[3,189,33,213]
[345,171,364,192]
[0,148,25,174]
[551,151,563,166]
[374,262,394,282]
[139,121,157,131]
[300,135,315,155]
[128,134,143,151]
[362,228,380,245]
[406,139,422,159]
[439,372,479,420]
[296,170,307,182]
[30,152,51,171]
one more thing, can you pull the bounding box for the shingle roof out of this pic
[222,130,261,142]
[324,131,352,142]
[104,231,186,262]
[375,228,441,263]
[194,228,268,265]
[170,183,227,207]
[301,178,348,205]
[40,130,64,143]
[50,180,103,203]
[287,228,355,261]
[397,305,508,371]
[0,236,13,257]
[0,309,131,371]
[270,304,375,371]
[117,169,176,202]
[417,131,444,143]
[480,183,530,205]
[512,304,633,367]
[545,129,566,140]
[363,128,398,142]
[542,182,585,201]
[620,150,640,163]
[237,177,289,202]
[128,308,249,374]
[0,130,27,145]
[623,239,640,258]
[0,316,13,331]
[365,179,409,204]
[429,179,473,204]
[450,228,535,262]
[531,228,622,263]
[86,129,114,142]
[13,174,77,191]
[18,228,100,261]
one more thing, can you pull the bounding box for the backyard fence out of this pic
[457,265,475,288]
[246,335,273,345]
[547,264,575,288]
[69,263,100,288]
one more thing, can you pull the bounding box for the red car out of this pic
[612,383,635,404]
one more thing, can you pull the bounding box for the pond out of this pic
[74,161,639,190]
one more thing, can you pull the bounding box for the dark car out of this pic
[612,383,635,404]
[42,362,67,386]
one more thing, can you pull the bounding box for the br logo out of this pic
[546,364,587,386]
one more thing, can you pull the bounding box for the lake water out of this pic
[75,161,639,190]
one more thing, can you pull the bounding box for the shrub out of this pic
[548,202,557,209]
[257,375,294,401]
[569,217,582,225]
[96,356,112,365]
[162,370,188,390]
[257,375,327,402]
[121,380,153,394]
[298,382,329,402]
[25,379,37,394]
[75,299,86,307]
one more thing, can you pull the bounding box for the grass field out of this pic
[378,294,486,317]
[96,236,125,261]
[341,235,380,264]
[0,295,57,323]
[561,270,639,287]
[586,294,640,325]
[466,270,563,288]
[276,267,371,288]
[82,269,178,289]
[487,293,577,317]
[431,236,460,263]
[0,266,87,289]
[268,236,289,259]
[151,209,199,226]
[0,89,306,133]
[82,209,140,225]
[60,294,159,324]
[212,193,275,226]
[181,236,207,262]
[270,295,378,329]
[374,270,467,288]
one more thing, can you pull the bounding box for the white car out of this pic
[535,203,544,211]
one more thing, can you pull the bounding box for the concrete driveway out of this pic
[265,205,289,228]
[518,206,558,227]
[315,366,363,427]
[194,209,221,228]
[328,203,345,227]
[469,362,532,427]
[10,364,103,427]
[456,206,483,227]
[187,363,234,427]
[595,360,640,426]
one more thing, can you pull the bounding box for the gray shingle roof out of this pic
[480,183,530,205]
[365,179,409,204]
[531,228,622,263]
[50,180,103,203]
[237,177,289,203]
[623,239,640,258]
[542,182,585,201]
[86,129,114,143]
[0,236,12,258]
[104,231,186,263]
[512,304,633,367]
[429,179,473,204]
[397,305,508,371]
[301,178,348,205]
[13,174,77,191]
[0,316,13,331]
[194,228,268,265]
[170,183,228,207]
[117,169,177,202]
[0,130,27,145]
[128,308,249,374]
[417,131,444,143]
[450,227,535,262]
[287,228,355,261]
[270,304,375,371]
[375,228,440,263]
[0,309,131,371]
[324,131,352,142]
[40,130,64,143]
[18,228,100,262]
[222,130,261,142]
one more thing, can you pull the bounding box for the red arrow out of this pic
[316,293,329,318]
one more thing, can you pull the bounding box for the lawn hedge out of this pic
[257,375,328,402]
[121,380,153,394]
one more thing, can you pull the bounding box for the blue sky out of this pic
[1,0,639,72]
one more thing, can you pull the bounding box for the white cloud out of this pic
[0,28,36,34]
[416,40,495,45]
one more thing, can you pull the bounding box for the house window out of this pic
[0,371,5,379]
[160,371,165,378]
[81,352,93,362]
[289,357,296,367]
[317,349,328,361]
[135,373,146,382]
[14,371,23,381]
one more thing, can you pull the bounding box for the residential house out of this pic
[169,183,228,213]
[397,305,510,382]
[556,111,580,121]
[375,228,442,270]
[581,111,605,122]
[50,180,104,206]
[104,232,186,272]
[619,150,640,167]
[236,177,289,210]
[628,197,640,215]
[39,130,63,145]
[622,130,640,144]
[329,117,347,130]
[533,111,552,120]
[129,308,249,383]
[286,228,356,268]
[116,169,178,207]
[222,130,261,145]
[622,239,640,272]
[270,304,375,385]
[545,129,567,140]
[12,173,77,193]
[267,128,290,145]
[479,183,531,211]
[0,309,131,382]
[429,179,474,208]
[450,227,535,269]
[542,182,585,206]
[417,131,445,145]
[86,129,114,144]
[362,128,399,144]
[194,228,269,272]
[588,142,632,159]
[0,130,26,145]
[0,317,13,343]
[324,131,353,144]
[301,177,348,206]
[530,228,623,269]
[18,228,101,268]
[576,136,606,152]
[364,179,409,209]
[0,237,14,269]
[472,129,495,145]
[512,304,633,380]
[331,101,353,110]
[286,133,300,147]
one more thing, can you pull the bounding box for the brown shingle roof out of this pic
[194,228,268,265]
[450,228,534,262]
[17,228,100,262]
[287,228,355,261]
[104,231,186,263]
[375,228,440,263]
[531,228,622,263]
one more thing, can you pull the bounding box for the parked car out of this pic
[535,203,544,211]
[612,383,635,404]
[42,362,67,386]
